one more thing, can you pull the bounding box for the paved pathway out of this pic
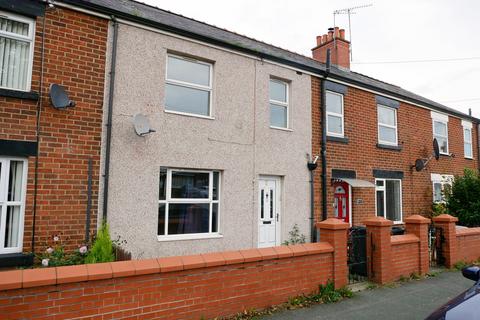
[266,271,473,320]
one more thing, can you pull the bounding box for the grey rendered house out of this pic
[97,1,313,258]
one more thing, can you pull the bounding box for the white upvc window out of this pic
[377,104,398,146]
[431,111,449,155]
[0,157,28,254]
[462,120,473,159]
[269,78,289,129]
[326,91,344,137]
[165,54,213,118]
[375,179,402,223]
[158,168,221,240]
[0,11,35,92]
[431,174,454,203]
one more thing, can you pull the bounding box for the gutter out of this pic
[102,17,119,222]
[320,50,331,222]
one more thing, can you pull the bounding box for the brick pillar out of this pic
[316,218,349,288]
[432,214,458,268]
[405,215,431,275]
[364,217,393,284]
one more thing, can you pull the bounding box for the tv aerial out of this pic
[49,84,75,109]
[133,113,156,136]
[413,139,440,172]
[333,4,373,61]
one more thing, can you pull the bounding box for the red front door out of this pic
[333,182,350,223]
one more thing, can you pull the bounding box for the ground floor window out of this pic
[375,179,402,222]
[431,174,454,203]
[158,168,220,239]
[0,158,27,253]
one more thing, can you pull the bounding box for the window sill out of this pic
[0,88,39,101]
[157,233,223,242]
[327,136,349,144]
[465,156,474,160]
[270,126,293,132]
[376,143,402,151]
[164,109,215,120]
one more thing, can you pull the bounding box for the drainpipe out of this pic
[320,49,331,222]
[308,157,319,242]
[102,17,119,222]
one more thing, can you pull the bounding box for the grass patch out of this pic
[218,280,353,320]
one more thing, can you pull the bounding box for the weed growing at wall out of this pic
[282,224,306,245]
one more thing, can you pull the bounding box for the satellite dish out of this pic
[415,159,425,172]
[433,138,440,161]
[133,113,155,136]
[49,84,75,109]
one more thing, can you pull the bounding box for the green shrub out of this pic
[445,169,480,227]
[85,222,115,264]
[282,224,306,245]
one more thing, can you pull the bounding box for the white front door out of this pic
[258,177,280,248]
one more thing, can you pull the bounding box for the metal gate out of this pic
[429,224,445,267]
[347,227,368,283]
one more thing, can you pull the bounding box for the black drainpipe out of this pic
[307,159,318,242]
[320,49,331,222]
[102,17,119,222]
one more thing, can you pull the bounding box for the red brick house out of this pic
[0,0,108,266]
[0,1,477,266]
[311,28,479,228]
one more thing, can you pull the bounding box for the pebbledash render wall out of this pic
[0,6,108,255]
[101,23,312,258]
[311,77,479,226]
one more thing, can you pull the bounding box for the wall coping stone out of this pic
[317,218,350,230]
[404,215,431,224]
[0,243,334,291]
[456,228,480,236]
[433,214,459,223]
[364,216,393,226]
[391,234,420,245]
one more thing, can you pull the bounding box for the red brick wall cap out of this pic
[432,214,459,223]
[56,264,88,284]
[391,234,420,245]
[363,216,393,226]
[316,218,350,230]
[23,268,56,288]
[404,215,431,224]
[0,270,22,290]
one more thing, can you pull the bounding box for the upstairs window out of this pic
[377,104,398,146]
[0,12,35,91]
[165,54,212,117]
[269,79,289,128]
[326,91,344,137]
[462,120,473,159]
[431,112,449,155]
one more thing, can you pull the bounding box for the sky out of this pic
[141,0,480,117]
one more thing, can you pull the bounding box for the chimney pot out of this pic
[334,27,340,38]
[316,35,322,46]
[339,29,345,39]
[322,34,327,44]
[327,30,333,41]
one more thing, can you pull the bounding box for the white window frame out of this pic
[158,168,221,241]
[165,53,213,119]
[0,11,35,92]
[462,120,473,159]
[326,91,344,138]
[431,174,454,204]
[377,104,398,146]
[269,78,290,130]
[375,178,403,224]
[431,111,449,155]
[0,157,28,254]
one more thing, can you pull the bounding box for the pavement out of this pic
[265,270,473,320]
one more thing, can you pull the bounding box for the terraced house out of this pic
[0,0,477,264]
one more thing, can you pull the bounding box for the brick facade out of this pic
[311,76,479,226]
[0,7,108,255]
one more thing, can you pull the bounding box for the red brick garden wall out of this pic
[456,228,480,263]
[0,243,335,320]
[0,7,108,253]
[391,235,420,279]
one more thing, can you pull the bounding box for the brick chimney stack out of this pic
[312,27,350,69]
